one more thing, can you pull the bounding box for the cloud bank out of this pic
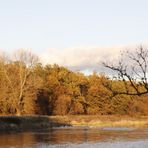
[40,45,136,74]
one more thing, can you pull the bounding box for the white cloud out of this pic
[39,44,148,73]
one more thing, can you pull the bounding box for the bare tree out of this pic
[103,46,148,96]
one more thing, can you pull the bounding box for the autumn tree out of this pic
[0,50,39,115]
[86,73,112,115]
[0,48,148,116]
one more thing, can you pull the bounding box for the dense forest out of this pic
[0,49,148,116]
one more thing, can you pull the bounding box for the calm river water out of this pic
[0,127,148,148]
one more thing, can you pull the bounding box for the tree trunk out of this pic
[16,108,21,116]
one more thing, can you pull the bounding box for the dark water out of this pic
[0,127,148,148]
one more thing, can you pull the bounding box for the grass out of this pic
[55,115,148,127]
[70,119,148,127]
[47,115,148,127]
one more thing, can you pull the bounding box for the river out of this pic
[0,127,148,148]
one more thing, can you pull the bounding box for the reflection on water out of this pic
[0,127,148,148]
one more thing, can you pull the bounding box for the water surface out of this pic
[0,127,148,148]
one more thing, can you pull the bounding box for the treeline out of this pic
[0,50,148,115]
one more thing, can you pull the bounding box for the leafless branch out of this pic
[103,46,148,96]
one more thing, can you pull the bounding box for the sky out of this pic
[0,0,148,73]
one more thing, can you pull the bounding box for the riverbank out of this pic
[0,115,148,131]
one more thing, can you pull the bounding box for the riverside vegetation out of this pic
[0,49,148,117]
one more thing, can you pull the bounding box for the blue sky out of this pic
[0,0,148,72]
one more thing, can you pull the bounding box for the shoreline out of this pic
[0,115,148,132]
